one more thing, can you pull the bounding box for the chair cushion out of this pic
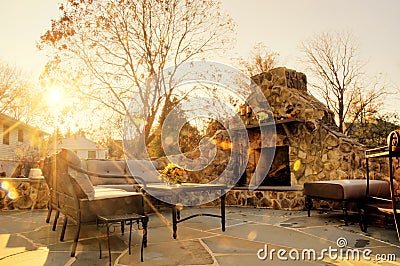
[68,168,95,200]
[78,191,143,223]
[126,160,162,184]
[93,187,139,200]
[96,184,137,192]
[86,160,126,175]
[304,180,390,200]
[85,160,129,185]
[59,148,81,167]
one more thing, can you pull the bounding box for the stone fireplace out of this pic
[182,67,367,210]
[234,68,365,184]
[226,67,367,209]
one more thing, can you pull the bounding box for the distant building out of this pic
[0,113,49,177]
[48,135,107,159]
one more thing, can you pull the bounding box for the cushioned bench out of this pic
[304,179,390,225]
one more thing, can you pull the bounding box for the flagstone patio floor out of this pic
[1,206,400,265]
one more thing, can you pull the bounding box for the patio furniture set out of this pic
[40,130,400,263]
[41,148,227,264]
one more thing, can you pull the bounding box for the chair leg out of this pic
[393,212,400,241]
[128,220,132,255]
[140,228,144,262]
[305,196,313,217]
[359,207,368,232]
[52,210,60,231]
[142,216,148,248]
[60,217,68,241]
[46,204,52,223]
[342,201,349,226]
[71,222,81,257]
[106,222,111,265]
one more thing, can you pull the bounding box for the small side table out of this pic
[96,213,148,265]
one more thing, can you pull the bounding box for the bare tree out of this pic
[300,31,385,134]
[39,0,235,143]
[238,42,279,76]
[0,60,42,123]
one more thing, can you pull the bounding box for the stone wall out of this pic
[226,188,304,210]
[0,178,49,210]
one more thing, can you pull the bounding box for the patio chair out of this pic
[44,149,147,257]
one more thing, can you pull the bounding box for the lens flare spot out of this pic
[164,136,174,145]
[247,230,257,241]
[1,181,10,190]
[7,189,18,200]
[176,203,184,211]
[134,118,145,124]
[220,141,232,150]
[293,159,301,171]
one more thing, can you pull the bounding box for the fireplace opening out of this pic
[235,146,290,187]
[258,146,290,186]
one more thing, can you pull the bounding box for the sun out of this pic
[46,88,64,105]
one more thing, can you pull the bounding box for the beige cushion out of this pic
[68,168,95,200]
[86,160,126,175]
[126,160,162,183]
[96,184,137,192]
[57,148,95,200]
[85,160,129,185]
[59,148,81,167]
[93,186,140,200]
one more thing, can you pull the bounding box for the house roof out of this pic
[54,135,106,150]
[0,113,49,136]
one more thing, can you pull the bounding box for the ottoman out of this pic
[304,179,390,225]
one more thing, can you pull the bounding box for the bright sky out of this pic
[0,0,60,76]
[0,0,399,113]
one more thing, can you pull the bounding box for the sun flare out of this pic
[46,88,63,105]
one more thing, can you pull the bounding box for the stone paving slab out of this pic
[209,222,334,252]
[214,246,338,266]
[278,212,344,228]
[225,208,306,225]
[116,239,214,266]
[202,234,263,255]
[342,223,400,246]
[0,248,54,266]
[300,225,397,249]
[214,253,327,266]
